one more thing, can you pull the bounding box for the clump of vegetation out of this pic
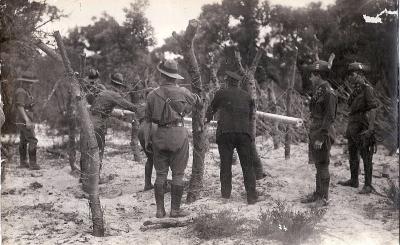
[192,209,248,240]
[254,200,326,245]
[384,179,400,210]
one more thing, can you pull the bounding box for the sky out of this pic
[44,0,336,47]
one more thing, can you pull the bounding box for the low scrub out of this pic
[192,209,248,240]
[254,200,326,245]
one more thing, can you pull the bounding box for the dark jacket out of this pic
[309,81,337,143]
[206,87,254,139]
[346,81,378,137]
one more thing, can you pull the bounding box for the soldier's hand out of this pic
[26,121,35,130]
[314,140,323,150]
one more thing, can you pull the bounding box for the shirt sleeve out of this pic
[15,88,27,107]
[364,86,378,111]
[320,91,337,133]
[181,87,200,106]
[112,91,137,112]
[205,90,221,122]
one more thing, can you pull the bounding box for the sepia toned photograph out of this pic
[0,0,398,244]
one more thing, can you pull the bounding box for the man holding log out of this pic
[144,59,201,218]
[301,60,337,207]
[205,71,260,205]
[89,72,138,169]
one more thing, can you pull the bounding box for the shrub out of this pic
[192,209,248,240]
[254,200,326,245]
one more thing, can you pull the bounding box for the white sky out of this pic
[44,0,335,47]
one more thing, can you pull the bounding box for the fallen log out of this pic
[140,217,194,231]
[111,108,303,127]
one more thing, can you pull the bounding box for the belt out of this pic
[158,121,184,128]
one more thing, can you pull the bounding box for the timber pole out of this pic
[54,31,104,236]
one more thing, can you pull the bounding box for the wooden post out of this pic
[54,31,104,237]
[284,47,298,159]
[174,20,209,203]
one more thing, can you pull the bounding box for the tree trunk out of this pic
[130,117,142,162]
[174,20,208,203]
[66,88,78,173]
[54,31,104,237]
[284,48,298,159]
[235,49,265,178]
[268,84,280,149]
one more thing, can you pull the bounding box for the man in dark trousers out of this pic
[15,73,40,170]
[144,59,201,218]
[205,70,260,205]
[338,62,378,194]
[301,60,337,207]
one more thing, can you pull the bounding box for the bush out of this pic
[192,209,248,240]
[384,179,400,210]
[254,200,326,245]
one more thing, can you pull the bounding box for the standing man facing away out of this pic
[15,73,40,170]
[301,60,337,207]
[205,71,260,205]
[144,59,201,218]
[338,62,378,194]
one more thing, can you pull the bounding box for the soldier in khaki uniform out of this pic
[15,74,40,170]
[338,62,378,194]
[301,60,337,207]
[144,60,201,218]
[89,73,138,168]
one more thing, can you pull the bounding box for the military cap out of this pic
[110,72,125,86]
[348,62,370,72]
[305,60,331,72]
[225,70,242,81]
[157,59,184,80]
[16,72,39,83]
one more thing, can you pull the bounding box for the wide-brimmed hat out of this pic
[110,72,125,86]
[157,60,184,80]
[16,73,39,83]
[348,62,370,72]
[225,70,242,81]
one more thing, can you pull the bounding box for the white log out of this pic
[110,108,303,127]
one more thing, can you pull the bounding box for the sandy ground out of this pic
[1,126,399,245]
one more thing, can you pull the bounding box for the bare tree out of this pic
[173,20,209,203]
[54,31,104,237]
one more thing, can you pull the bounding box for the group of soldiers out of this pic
[13,55,378,217]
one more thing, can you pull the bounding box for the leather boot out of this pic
[19,143,29,168]
[154,184,166,218]
[28,146,40,170]
[170,185,189,218]
[338,179,359,188]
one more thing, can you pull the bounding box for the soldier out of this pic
[338,62,378,194]
[15,73,40,170]
[301,60,337,207]
[144,59,201,218]
[205,71,260,205]
[90,72,138,167]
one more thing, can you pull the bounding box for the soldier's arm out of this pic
[320,91,337,135]
[15,89,32,125]
[205,90,221,122]
[364,86,378,131]
[113,91,138,113]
